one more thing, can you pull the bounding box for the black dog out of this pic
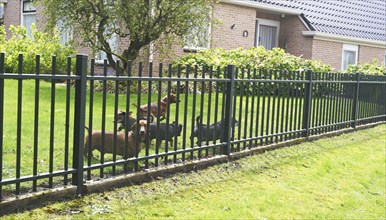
[190,115,239,145]
[146,122,183,147]
[114,111,137,131]
[114,111,154,131]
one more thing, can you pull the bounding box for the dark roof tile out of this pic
[249,0,386,41]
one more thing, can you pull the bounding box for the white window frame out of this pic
[255,18,280,49]
[57,20,73,45]
[0,3,4,26]
[384,52,386,66]
[183,7,212,51]
[341,44,358,70]
[21,0,36,37]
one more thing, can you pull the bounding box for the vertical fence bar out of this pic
[64,56,72,185]
[145,62,153,169]
[72,54,87,195]
[205,67,213,156]
[16,54,23,195]
[284,70,290,140]
[249,69,256,147]
[112,61,120,175]
[124,61,132,173]
[87,59,95,180]
[260,69,266,146]
[165,64,172,164]
[190,65,198,159]
[0,53,4,201]
[33,55,40,191]
[155,63,162,166]
[49,56,56,188]
[100,60,108,177]
[237,68,243,151]
[270,70,276,144]
[221,65,234,155]
[255,69,262,145]
[289,71,296,139]
[182,65,189,161]
[174,64,182,161]
[265,70,272,144]
[135,63,142,171]
[243,69,250,150]
[213,67,220,154]
[351,72,360,128]
[302,70,313,138]
[275,70,282,142]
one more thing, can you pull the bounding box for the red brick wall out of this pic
[211,3,256,49]
[358,46,386,65]
[279,15,313,59]
[3,0,21,38]
[311,39,343,71]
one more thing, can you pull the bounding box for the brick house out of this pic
[1,0,385,71]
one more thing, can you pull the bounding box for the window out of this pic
[341,44,358,70]
[184,7,212,50]
[255,19,280,50]
[22,0,36,37]
[384,54,386,66]
[95,33,118,64]
[0,3,4,26]
[57,21,72,45]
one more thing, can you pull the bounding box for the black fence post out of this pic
[0,53,4,201]
[302,70,313,138]
[72,55,88,195]
[351,72,360,129]
[221,65,235,155]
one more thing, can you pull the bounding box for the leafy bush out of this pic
[344,59,386,75]
[173,46,333,74]
[0,24,76,74]
[173,47,333,94]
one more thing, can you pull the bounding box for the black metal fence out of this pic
[0,54,385,201]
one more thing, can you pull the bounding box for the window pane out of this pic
[23,1,36,12]
[97,34,118,61]
[343,50,356,70]
[0,3,4,25]
[259,25,277,50]
[23,14,36,37]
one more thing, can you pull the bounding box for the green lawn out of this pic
[3,124,385,219]
[1,79,306,180]
[1,78,378,197]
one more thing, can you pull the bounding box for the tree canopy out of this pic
[37,0,214,72]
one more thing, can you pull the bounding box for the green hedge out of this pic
[0,24,76,74]
[173,46,333,74]
[344,59,386,75]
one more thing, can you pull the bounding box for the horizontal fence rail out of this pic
[0,53,386,202]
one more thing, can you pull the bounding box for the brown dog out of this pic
[84,120,147,158]
[135,93,180,121]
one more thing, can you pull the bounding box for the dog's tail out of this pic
[195,115,202,126]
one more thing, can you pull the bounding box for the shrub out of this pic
[173,46,333,74]
[0,24,76,74]
[172,47,333,94]
[344,59,386,75]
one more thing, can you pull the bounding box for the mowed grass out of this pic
[2,124,385,219]
[2,78,308,182]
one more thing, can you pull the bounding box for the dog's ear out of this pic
[128,111,133,116]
